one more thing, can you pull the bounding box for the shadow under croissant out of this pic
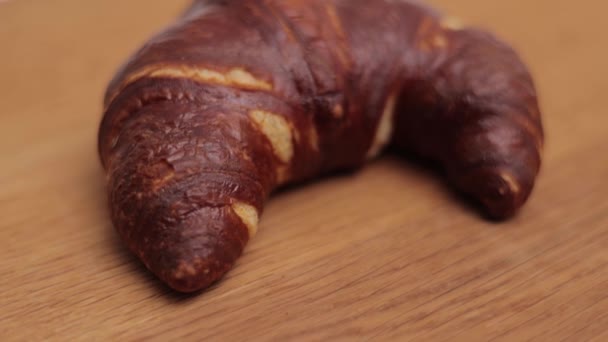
[103,151,515,297]
[387,149,526,223]
[276,150,516,222]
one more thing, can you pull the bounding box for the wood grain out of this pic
[1,0,607,340]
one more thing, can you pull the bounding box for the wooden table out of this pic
[1,0,607,340]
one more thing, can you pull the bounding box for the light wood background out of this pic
[1,0,607,340]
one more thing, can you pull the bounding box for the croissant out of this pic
[99,0,544,292]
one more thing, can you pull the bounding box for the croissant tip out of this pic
[478,172,531,221]
[156,259,227,293]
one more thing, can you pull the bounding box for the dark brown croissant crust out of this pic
[99,0,544,292]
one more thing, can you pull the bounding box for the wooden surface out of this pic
[1,0,607,340]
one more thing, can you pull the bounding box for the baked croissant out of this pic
[99,0,544,292]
